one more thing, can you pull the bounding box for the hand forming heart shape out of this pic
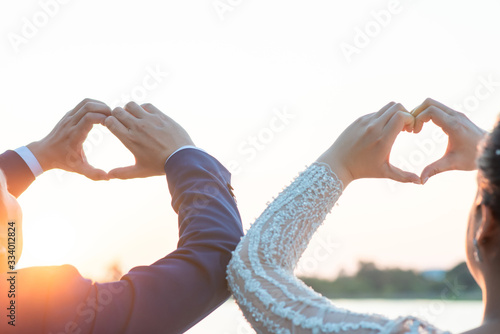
[26,99,195,182]
[318,98,486,187]
[25,98,486,187]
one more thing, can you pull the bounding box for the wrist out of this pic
[27,140,53,172]
[164,144,197,166]
[326,164,353,189]
[317,150,353,188]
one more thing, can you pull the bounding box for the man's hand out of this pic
[105,102,195,179]
[27,99,112,181]
[412,98,486,184]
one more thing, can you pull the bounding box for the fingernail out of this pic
[422,177,429,185]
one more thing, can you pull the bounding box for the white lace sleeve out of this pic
[227,162,452,334]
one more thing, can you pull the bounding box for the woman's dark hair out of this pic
[478,119,500,218]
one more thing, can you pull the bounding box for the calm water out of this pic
[187,299,483,333]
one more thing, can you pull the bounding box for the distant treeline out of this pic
[300,262,481,300]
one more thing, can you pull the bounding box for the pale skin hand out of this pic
[27,98,112,181]
[318,102,421,188]
[412,98,486,184]
[104,102,195,179]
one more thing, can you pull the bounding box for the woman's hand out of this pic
[412,98,486,184]
[318,102,421,187]
[105,102,195,179]
[27,98,112,181]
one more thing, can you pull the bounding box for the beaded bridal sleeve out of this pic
[227,162,451,334]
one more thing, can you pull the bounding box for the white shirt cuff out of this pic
[165,146,205,166]
[14,146,44,178]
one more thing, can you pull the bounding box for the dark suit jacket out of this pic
[0,148,244,334]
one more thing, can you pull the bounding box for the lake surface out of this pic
[186,299,483,333]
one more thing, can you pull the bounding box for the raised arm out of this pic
[227,103,451,334]
[93,102,244,333]
[1,102,244,334]
[75,147,243,334]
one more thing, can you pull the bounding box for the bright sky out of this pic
[1,0,500,282]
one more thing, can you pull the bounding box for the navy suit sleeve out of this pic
[2,148,243,334]
[89,148,244,333]
[0,150,36,197]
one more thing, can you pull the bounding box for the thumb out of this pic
[108,166,143,180]
[420,156,453,185]
[385,164,421,185]
[74,162,110,181]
